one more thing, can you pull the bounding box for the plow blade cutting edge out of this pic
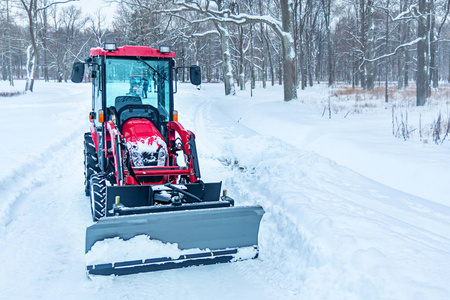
[85,205,264,276]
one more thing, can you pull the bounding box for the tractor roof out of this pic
[90,46,175,58]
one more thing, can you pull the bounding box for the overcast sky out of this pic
[61,0,117,26]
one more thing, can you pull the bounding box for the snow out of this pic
[0,80,449,299]
[127,136,167,166]
[86,235,201,265]
[85,234,257,266]
[207,0,218,11]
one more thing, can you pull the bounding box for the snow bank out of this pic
[220,130,450,299]
[212,83,450,206]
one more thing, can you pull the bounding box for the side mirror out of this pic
[190,65,201,86]
[71,62,85,83]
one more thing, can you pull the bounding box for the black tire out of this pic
[84,132,100,196]
[90,173,106,221]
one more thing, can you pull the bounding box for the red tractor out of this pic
[71,44,264,276]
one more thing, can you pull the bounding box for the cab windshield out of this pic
[105,57,171,121]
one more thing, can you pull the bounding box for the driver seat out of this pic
[115,96,142,112]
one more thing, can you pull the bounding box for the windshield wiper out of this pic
[136,56,169,83]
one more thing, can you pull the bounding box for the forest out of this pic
[1,0,450,105]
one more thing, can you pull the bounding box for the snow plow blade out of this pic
[85,205,264,276]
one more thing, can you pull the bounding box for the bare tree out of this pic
[4,0,450,106]
[5,0,14,86]
[19,0,78,91]
[149,0,298,100]
[89,9,108,47]
[321,0,334,86]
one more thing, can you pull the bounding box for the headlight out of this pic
[157,146,167,166]
[104,43,116,51]
[159,46,171,53]
[131,146,144,167]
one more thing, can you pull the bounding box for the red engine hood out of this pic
[122,119,164,143]
[122,119,168,167]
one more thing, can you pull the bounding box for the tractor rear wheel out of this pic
[84,132,100,196]
[90,173,106,221]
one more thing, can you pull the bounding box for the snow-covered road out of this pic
[0,81,449,299]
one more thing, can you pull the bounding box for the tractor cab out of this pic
[72,44,200,129]
[92,46,175,127]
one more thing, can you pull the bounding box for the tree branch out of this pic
[360,37,424,69]
[37,0,79,13]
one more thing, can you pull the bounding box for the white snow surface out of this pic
[0,80,449,299]
[86,235,192,266]
[85,235,257,266]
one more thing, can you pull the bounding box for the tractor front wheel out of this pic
[90,173,106,221]
[84,132,100,196]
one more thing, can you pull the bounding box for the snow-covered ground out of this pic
[0,80,449,299]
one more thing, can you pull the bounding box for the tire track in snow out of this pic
[316,172,450,247]
[0,83,90,228]
[0,122,87,228]
[0,134,92,300]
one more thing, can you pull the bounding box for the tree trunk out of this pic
[365,0,375,90]
[279,0,297,101]
[417,0,428,106]
[307,31,313,87]
[425,0,432,96]
[6,0,14,86]
[385,0,390,103]
[263,26,274,86]
[359,0,366,89]
[42,0,49,82]
[322,0,334,86]
[258,1,266,89]
[25,45,36,92]
[429,0,438,89]
[216,22,236,96]
[23,0,38,92]
[317,34,322,85]
[278,48,282,86]
[1,54,6,81]
[250,25,255,91]
[238,26,245,90]
[352,37,356,88]
[404,17,410,88]
[397,0,408,90]
[299,35,307,90]
[260,24,266,89]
